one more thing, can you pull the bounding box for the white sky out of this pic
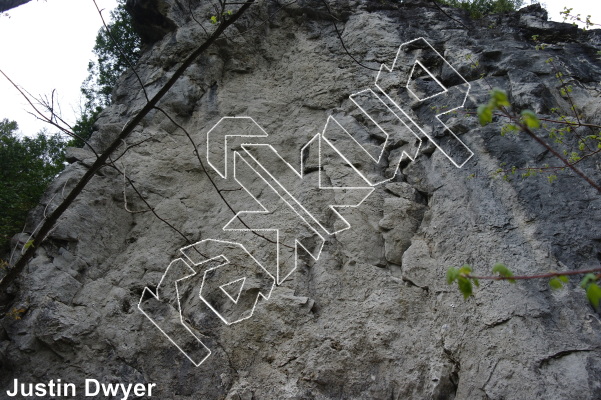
[0,0,599,137]
[0,0,117,136]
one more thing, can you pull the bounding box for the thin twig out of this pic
[494,148,601,176]
[187,0,211,38]
[0,69,100,157]
[113,164,193,243]
[319,0,380,72]
[152,106,289,248]
[498,107,601,194]
[428,0,470,31]
[538,117,601,130]
[110,137,152,164]
[548,57,582,125]
[463,110,601,130]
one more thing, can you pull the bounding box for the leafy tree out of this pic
[0,119,66,253]
[437,0,523,18]
[75,0,141,147]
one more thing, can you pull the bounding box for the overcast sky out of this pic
[0,0,117,136]
[0,0,599,137]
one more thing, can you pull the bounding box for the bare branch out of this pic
[0,69,100,157]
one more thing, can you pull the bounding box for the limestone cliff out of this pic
[1,1,601,399]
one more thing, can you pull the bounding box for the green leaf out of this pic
[492,263,516,283]
[446,267,459,284]
[580,273,597,289]
[23,240,34,250]
[521,110,540,129]
[457,277,473,299]
[210,15,218,24]
[558,275,569,283]
[500,124,518,137]
[458,265,473,275]
[549,277,564,290]
[491,88,510,107]
[477,105,493,126]
[586,283,601,310]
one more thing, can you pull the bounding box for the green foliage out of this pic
[473,38,600,188]
[549,275,568,289]
[477,88,520,127]
[491,88,510,107]
[209,9,233,24]
[447,264,601,311]
[82,0,141,110]
[520,110,540,129]
[70,107,102,148]
[580,274,601,310]
[586,284,601,310]
[492,263,516,283]
[560,7,598,30]
[580,273,597,288]
[447,265,478,299]
[446,264,514,299]
[478,88,541,132]
[76,0,141,147]
[453,9,601,313]
[0,119,66,253]
[437,0,523,18]
[477,104,493,125]
[500,123,518,136]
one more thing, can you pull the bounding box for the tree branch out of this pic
[497,108,601,194]
[0,69,100,157]
[319,0,380,72]
[0,0,256,298]
[466,267,601,281]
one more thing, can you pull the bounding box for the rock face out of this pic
[2,1,601,399]
[0,0,32,13]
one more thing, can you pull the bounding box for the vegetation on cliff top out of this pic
[436,0,523,18]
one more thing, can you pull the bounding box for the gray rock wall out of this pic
[1,1,601,399]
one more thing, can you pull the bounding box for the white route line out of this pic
[140,37,475,367]
[226,151,325,284]
[220,277,246,304]
[138,258,211,367]
[180,239,276,326]
[375,37,474,168]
